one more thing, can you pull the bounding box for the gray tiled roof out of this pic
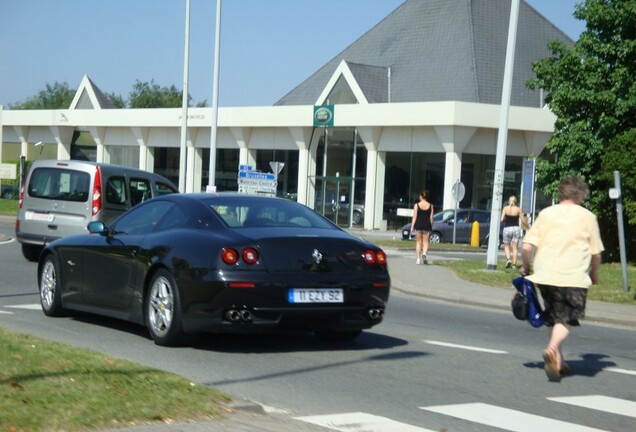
[86,76,116,109]
[275,0,573,107]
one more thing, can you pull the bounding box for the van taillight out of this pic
[92,167,102,216]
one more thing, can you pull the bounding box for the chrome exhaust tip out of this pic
[225,309,241,322]
[240,309,253,322]
[368,308,384,320]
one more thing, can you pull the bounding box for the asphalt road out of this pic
[1,221,636,431]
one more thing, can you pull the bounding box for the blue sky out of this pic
[0,0,585,108]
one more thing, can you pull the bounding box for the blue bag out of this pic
[512,276,545,328]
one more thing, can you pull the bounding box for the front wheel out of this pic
[429,232,442,243]
[39,255,66,317]
[145,269,189,346]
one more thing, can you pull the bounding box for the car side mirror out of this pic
[87,221,108,235]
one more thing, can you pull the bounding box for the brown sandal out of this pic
[542,348,561,382]
[560,363,571,375]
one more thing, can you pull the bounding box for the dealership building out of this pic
[0,0,571,230]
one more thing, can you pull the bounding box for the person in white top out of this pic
[521,175,604,382]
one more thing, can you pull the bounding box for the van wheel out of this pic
[39,255,66,316]
[22,244,42,262]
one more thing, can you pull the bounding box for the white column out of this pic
[87,127,106,163]
[49,126,73,160]
[358,127,383,230]
[186,128,199,192]
[289,127,312,204]
[434,126,475,209]
[131,127,149,170]
[13,126,29,159]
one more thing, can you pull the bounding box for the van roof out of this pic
[31,159,166,177]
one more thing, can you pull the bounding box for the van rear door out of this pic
[22,167,92,240]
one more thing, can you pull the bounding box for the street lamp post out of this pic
[486,0,520,269]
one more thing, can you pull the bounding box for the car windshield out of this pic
[204,196,335,229]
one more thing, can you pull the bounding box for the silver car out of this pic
[402,208,494,245]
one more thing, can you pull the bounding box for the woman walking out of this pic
[500,195,528,268]
[521,176,604,382]
[410,191,434,264]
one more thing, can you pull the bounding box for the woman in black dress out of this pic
[410,191,434,264]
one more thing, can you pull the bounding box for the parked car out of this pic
[16,160,178,262]
[37,193,390,346]
[1,185,16,199]
[402,208,500,246]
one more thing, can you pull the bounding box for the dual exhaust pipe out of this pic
[225,308,253,322]
[368,308,384,320]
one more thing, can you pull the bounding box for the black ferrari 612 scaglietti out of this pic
[38,193,390,346]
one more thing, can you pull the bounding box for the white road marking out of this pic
[421,402,608,432]
[424,339,508,354]
[6,304,41,310]
[548,395,636,418]
[606,366,636,376]
[295,412,436,432]
[0,310,14,314]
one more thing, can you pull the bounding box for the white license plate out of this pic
[288,288,343,304]
[25,211,54,222]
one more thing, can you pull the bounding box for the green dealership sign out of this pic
[313,105,334,127]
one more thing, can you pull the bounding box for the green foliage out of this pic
[106,92,126,108]
[128,80,187,108]
[9,81,75,109]
[527,0,636,262]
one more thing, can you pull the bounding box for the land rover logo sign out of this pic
[313,105,334,127]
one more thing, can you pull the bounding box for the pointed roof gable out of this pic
[69,75,116,109]
[275,0,573,108]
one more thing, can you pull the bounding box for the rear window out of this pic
[28,167,90,202]
[205,197,333,229]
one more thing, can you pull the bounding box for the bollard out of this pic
[471,221,480,247]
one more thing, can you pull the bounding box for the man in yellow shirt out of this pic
[521,175,604,382]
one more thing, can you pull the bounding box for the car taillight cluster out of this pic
[221,247,260,265]
[92,166,102,216]
[363,249,387,265]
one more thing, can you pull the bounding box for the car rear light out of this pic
[241,247,259,264]
[376,250,387,265]
[363,249,387,265]
[221,247,260,265]
[92,166,102,216]
[221,248,239,265]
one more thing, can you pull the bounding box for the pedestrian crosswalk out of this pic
[295,394,636,432]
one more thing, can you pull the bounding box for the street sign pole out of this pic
[610,171,629,292]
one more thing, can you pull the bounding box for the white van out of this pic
[16,160,178,261]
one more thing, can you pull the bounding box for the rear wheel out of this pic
[39,255,66,316]
[146,269,190,346]
[22,244,42,262]
[314,329,362,342]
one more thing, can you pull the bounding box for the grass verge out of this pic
[0,328,231,432]
[370,238,636,305]
[433,259,636,304]
[0,198,18,216]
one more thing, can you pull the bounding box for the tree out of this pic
[528,0,636,261]
[128,80,187,108]
[9,81,75,109]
